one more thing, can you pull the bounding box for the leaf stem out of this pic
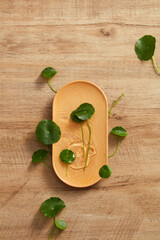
[80,123,85,157]
[108,93,124,116]
[108,136,119,158]
[49,223,55,240]
[66,164,68,176]
[47,145,52,156]
[48,79,57,93]
[55,229,60,240]
[152,56,160,74]
[42,160,52,169]
[83,120,91,171]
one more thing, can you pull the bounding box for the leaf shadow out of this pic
[35,74,47,89]
[31,209,51,236]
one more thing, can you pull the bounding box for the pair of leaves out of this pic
[71,103,95,122]
[99,126,127,179]
[32,119,61,164]
[70,103,95,171]
[40,197,67,234]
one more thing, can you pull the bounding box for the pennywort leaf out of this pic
[32,149,49,163]
[75,103,95,120]
[135,35,156,61]
[41,67,57,79]
[36,119,61,145]
[99,165,112,178]
[70,103,95,171]
[135,35,160,75]
[41,67,57,93]
[108,126,127,158]
[70,103,95,122]
[55,219,67,230]
[59,149,76,164]
[111,126,127,137]
[70,110,83,123]
[40,197,66,218]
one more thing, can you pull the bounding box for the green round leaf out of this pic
[55,219,67,230]
[70,110,83,123]
[60,149,76,164]
[36,119,61,145]
[75,103,95,120]
[135,35,156,61]
[32,149,49,163]
[41,67,57,79]
[99,165,112,178]
[111,126,127,137]
[40,197,66,218]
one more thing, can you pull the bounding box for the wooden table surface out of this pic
[0,1,160,239]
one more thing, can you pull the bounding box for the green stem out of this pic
[108,136,119,158]
[108,93,124,116]
[55,229,60,240]
[80,123,85,157]
[83,120,91,171]
[47,145,52,155]
[49,223,55,240]
[48,79,57,93]
[152,56,160,74]
[66,164,68,176]
[42,160,52,169]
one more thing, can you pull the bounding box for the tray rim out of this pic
[52,80,108,188]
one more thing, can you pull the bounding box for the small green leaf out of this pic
[75,103,95,120]
[40,197,66,218]
[135,35,156,61]
[41,67,57,79]
[60,149,76,164]
[99,165,112,178]
[36,119,61,145]
[32,149,49,163]
[111,126,127,137]
[70,110,83,123]
[55,219,67,230]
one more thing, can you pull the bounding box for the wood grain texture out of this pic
[0,0,160,239]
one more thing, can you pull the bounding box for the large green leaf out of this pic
[41,67,57,79]
[99,165,112,178]
[32,149,49,163]
[59,149,76,164]
[75,103,95,120]
[40,197,66,218]
[36,119,61,145]
[55,219,67,230]
[135,35,156,61]
[110,126,127,137]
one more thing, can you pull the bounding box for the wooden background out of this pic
[0,0,160,239]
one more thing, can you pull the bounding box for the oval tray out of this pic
[52,80,108,188]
